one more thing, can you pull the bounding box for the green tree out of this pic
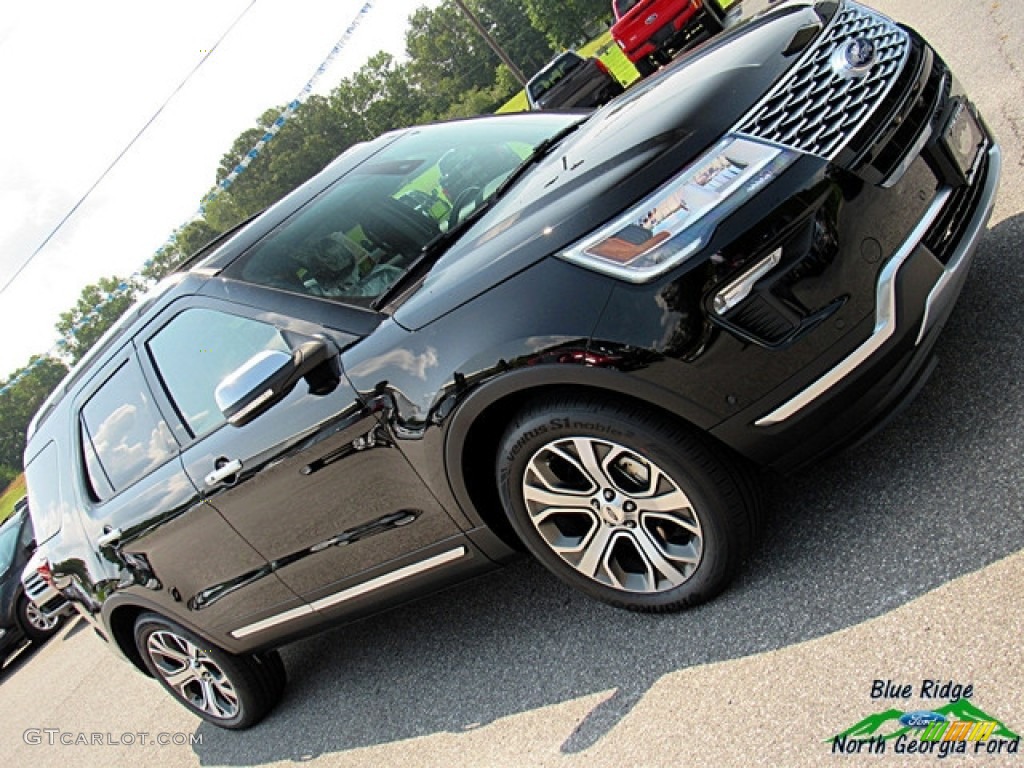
[0,355,68,474]
[142,218,223,283]
[475,0,555,74]
[55,276,141,365]
[329,52,433,139]
[407,0,556,118]
[210,96,354,224]
[406,1,506,116]
[524,0,612,48]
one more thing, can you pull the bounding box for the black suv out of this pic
[24,0,998,729]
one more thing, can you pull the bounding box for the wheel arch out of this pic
[444,365,725,549]
[107,603,151,675]
[104,597,235,677]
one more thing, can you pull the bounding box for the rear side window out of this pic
[79,361,177,501]
[24,442,64,543]
[146,308,290,439]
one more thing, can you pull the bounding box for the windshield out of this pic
[230,114,579,306]
[0,513,24,573]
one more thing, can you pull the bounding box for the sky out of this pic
[0,0,441,380]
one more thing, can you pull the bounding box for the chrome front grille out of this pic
[739,2,910,159]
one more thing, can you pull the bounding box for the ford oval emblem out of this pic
[898,711,947,729]
[645,13,659,25]
[830,37,877,78]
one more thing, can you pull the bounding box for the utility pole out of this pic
[452,0,528,86]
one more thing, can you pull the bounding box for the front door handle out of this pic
[204,458,243,487]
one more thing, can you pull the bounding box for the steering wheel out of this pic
[446,186,483,230]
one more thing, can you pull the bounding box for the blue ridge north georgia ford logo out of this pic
[830,37,877,78]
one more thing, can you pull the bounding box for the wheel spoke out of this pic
[573,524,616,579]
[198,679,222,716]
[631,528,689,588]
[638,484,692,512]
[211,676,239,706]
[164,666,200,690]
[537,443,599,494]
[570,437,611,489]
[202,670,238,718]
[523,482,591,510]
[148,633,192,665]
[644,509,702,539]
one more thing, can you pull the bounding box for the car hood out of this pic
[395,0,835,331]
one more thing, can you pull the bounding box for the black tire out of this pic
[496,395,755,612]
[256,649,287,701]
[634,56,658,78]
[134,612,283,729]
[17,594,62,644]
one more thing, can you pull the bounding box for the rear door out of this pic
[72,348,301,637]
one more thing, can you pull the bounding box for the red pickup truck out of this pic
[611,0,725,77]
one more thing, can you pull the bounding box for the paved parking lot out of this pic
[2,0,1022,764]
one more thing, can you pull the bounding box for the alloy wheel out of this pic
[522,437,704,593]
[146,630,240,720]
[24,600,58,632]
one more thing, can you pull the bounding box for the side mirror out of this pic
[215,338,338,427]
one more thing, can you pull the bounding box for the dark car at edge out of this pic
[23,0,999,729]
[0,499,66,662]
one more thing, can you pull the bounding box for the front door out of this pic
[139,297,465,640]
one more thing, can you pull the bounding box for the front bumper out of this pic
[714,141,1001,471]
[22,568,71,620]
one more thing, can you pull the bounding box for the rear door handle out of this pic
[97,527,123,547]
[205,458,243,487]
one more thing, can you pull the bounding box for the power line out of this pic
[0,0,258,298]
[0,2,379,396]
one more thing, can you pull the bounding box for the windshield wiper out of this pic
[372,118,588,311]
[491,117,587,200]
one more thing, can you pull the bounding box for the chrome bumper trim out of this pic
[916,144,1002,344]
[754,188,952,427]
[755,142,1001,428]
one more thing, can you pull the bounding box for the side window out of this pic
[146,308,290,438]
[24,443,63,542]
[79,361,178,501]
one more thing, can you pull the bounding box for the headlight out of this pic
[559,135,797,282]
